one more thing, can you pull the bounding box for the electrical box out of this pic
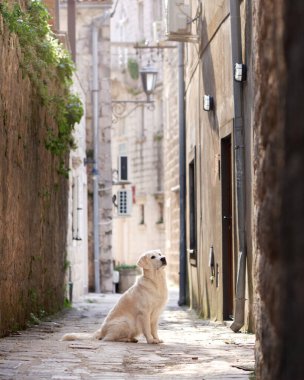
[117,189,132,216]
[118,155,128,182]
[165,0,192,41]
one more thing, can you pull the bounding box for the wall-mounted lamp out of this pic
[203,95,214,111]
[140,64,158,102]
[234,63,247,82]
[112,64,158,122]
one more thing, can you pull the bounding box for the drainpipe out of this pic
[91,4,118,293]
[67,0,76,62]
[178,42,187,306]
[229,0,247,332]
[92,19,101,293]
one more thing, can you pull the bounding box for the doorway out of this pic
[221,135,234,320]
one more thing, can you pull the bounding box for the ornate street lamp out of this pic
[140,64,158,102]
[112,64,158,122]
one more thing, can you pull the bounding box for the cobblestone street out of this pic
[0,289,255,379]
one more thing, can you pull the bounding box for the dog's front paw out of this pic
[147,338,161,344]
[153,338,163,344]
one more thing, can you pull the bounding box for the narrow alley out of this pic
[1,1,304,379]
[0,289,254,380]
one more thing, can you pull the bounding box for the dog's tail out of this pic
[62,329,102,341]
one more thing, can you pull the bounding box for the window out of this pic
[139,204,145,225]
[156,202,164,224]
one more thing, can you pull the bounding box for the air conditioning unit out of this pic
[152,21,164,43]
[118,155,129,182]
[117,189,132,216]
[164,0,192,41]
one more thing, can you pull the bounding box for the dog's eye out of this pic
[151,255,156,259]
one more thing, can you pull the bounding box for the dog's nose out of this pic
[161,257,167,265]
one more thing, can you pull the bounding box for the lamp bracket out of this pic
[112,99,155,123]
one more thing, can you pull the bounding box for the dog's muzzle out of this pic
[160,257,167,266]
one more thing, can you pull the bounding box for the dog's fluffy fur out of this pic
[62,250,168,344]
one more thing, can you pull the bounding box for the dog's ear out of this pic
[137,255,147,269]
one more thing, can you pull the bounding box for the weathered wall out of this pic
[66,72,88,301]
[253,0,304,378]
[60,1,114,293]
[163,44,180,285]
[184,0,254,328]
[0,17,68,336]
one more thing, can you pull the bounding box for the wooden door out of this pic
[221,135,234,320]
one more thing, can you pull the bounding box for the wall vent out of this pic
[117,189,132,216]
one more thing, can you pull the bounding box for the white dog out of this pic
[62,250,168,344]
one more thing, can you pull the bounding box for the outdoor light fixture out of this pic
[203,95,214,111]
[140,64,158,102]
[112,64,158,122]
[234,63,247,82]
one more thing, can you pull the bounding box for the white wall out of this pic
[66,73,89,300]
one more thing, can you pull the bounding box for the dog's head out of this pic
[137,249,167,271]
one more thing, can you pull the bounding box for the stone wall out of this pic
[253,0,304,378]
[0,13,68,336]
[163,45,180,285]
[60,1,114,293]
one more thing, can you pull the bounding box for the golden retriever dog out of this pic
[62,249,168,344]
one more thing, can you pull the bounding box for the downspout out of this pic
[92,19,101,293]
[178,42,187,306]
[229,0,247,332]
[67,0,76,62]
[91,3,118,293]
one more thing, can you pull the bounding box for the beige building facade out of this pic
[111,0,166,267]
[178,0,254,330]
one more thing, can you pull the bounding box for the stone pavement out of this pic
[0,289,255,379]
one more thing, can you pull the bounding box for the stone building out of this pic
[162,44,180,285]
[60,0,113,293]
[66,72,89,301]
[171,0,254,330]
[110,0,166,267]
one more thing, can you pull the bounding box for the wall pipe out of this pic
[92,18,101,293]
[178,42,187,306]
[229,0,247,332]
[67,0,76,62]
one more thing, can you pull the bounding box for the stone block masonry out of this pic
[0,11,68,336]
